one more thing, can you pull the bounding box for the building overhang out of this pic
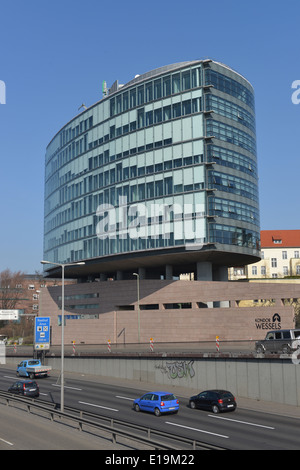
[43,243,261,279]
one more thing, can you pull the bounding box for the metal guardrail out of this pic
[0,391,227,450]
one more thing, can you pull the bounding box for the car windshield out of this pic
[161,394,176,401]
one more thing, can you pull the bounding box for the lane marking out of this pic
[116,395,135,401]
[0,437,13,446]
[51,384,82,391]
[208,414,275,429]
[165,421,229,439]
[79,401,119,412]
[3,376,16,380]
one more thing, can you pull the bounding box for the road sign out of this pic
[0,310,19,320]
[34,317,50,350]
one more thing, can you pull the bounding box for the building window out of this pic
[271,258,277,268]
[172,102,181,118]
[206,119,256,156]
[130,89,136,107]
[137,108,144,128]
[252,266,257,275]
[182,70,191,90]
[295,251,300,258]
[163,105,171,121]
[283,266,289,276]
[123,92,129,111]
[140,304,159,310]
[205,69,255,110]
[146,111,153,126]
[145,82,153,102]
[164,303,192,309]
[70,304,99,310]
[261,266,266,275]
[137,85,144,105]
[234,267,244,276]
[282,251,287,259]
[154,108,162,123]
[206,94,256,133]
[154,79,162,99]
[163,76,171,97]
[172,73,181,94]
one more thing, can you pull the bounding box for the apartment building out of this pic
[230,230,300,279]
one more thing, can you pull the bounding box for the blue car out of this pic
[133,391,179,416]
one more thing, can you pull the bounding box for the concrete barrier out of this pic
[6,355,300,407]
[50,356,300,407]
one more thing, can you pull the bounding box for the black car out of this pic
[189,389,236,413]
[8,380,39,398]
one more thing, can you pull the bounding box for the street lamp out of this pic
[40,260,85,412]
[133,273,140,343]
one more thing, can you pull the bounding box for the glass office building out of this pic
[44,60,260,280]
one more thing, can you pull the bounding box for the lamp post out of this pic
[40,260,85,412]
[133,273,140,343]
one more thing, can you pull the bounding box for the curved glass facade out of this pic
[44,60,260,278]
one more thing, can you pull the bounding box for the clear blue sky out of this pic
[1,0,299,273]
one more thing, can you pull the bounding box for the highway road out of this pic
[0,404,126,450]
[0,365,300,450]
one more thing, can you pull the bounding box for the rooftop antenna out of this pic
[78,103,87,111]
[102,80,108,97]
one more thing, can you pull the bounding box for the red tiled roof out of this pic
[261,230,300,248]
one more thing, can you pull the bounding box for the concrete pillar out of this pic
[213,266,228,282]
[165,265,173,280]
[116,271,123,280]
[197,262,213,307]
[138,267,146,279]
[100,273,106,281]
[213,266,229,307]
[196,261,212,281]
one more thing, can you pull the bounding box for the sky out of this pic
[0,0,300,274]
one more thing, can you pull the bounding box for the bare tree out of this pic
[282,297,300,328]
[0,270,25,328]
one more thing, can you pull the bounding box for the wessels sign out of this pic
[255,313,281,330]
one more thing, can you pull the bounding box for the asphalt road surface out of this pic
[0,404,131,450]
[0,365,300,450]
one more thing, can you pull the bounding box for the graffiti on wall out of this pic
[155,360,195,380]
